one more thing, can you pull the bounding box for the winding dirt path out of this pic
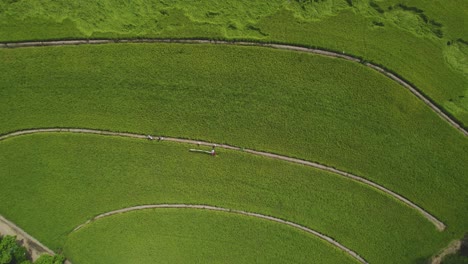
[0,38,466,136]
[71,204,368,264]
[0,128,446,231]
[431,240,462,264]
[0,215,57,261]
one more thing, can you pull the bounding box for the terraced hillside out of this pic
[0,1,467,264]
[1,0,467,125]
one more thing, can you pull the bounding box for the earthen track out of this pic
[1,38,466,136]
[1,38,461,263]
[0,127,446,231]
[71,204,369,263]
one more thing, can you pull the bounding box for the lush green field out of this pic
[1,2,467,262]
[0,133,451,263]
[0,0,467,125]
[0,43,467,237]
[64,209,357,264]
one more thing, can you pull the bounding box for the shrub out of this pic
[0,234,63,264]
[34,255,65,264]
[0,235,29,264]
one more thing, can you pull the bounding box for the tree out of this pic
[0,235,29,264]
[34,255,65,264]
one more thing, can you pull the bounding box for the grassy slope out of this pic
[64,209,357,264]
[0,134,451,264]
[0,44,467,236]
[258,9,468,125]
[0,0,466,125]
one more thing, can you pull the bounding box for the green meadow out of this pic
[1,0,467,125]
[0,133,451,263]
[0,1,467,263]
[64,209,357,264]
[0,44,467,237]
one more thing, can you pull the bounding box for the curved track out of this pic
[71,204,368,264]
[0,38,466,136]
[0,215,56,259]
[0,128,446,231]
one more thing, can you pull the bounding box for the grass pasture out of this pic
[0,44,467,238]
[64,209,357,264]
[0,0,467,125]
[0,133,452,264]
[0,1,467,263]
